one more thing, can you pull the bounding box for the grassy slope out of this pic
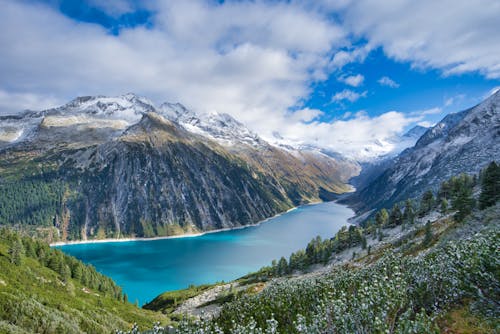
[0,235,167,333]
[143,204,499,333]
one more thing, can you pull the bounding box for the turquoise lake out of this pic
[57,201,353,305]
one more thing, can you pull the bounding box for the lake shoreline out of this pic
[50,204,313,247]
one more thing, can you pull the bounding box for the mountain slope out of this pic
[345,90,500,213]
[0,95,355,241]
[0,228,165,333]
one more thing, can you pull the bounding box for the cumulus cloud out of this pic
[339,74,364,87]
[86,0,137,17]
[288,108,324,122]
[277,110,417,160]
[332,89,367,103]
[0,90,63,115]
[343,0,500,78]
[0,1,344,126]
[418,121,434,128]
[377,76,399,88]
[0,0,498,159]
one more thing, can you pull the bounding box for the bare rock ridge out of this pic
[0,94,358,241]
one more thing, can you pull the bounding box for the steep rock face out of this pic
[0,95,355,240]
[160,102,359,197]
[345,91,500,213]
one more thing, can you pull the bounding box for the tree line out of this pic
[265,161,499,277]
[1,228,125,301]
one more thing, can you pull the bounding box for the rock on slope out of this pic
[345,90,500,213]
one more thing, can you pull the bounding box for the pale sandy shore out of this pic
[50,205,302,247]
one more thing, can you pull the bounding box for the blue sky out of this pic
[1,0,499,159]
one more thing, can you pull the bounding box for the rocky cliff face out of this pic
[0,94,357,240]
[345,90,500,213]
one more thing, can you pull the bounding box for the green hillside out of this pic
[143,164,500,333]
[0,228,166,333]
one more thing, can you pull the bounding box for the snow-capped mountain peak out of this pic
[51,93,156,123]
[159,102,265,147]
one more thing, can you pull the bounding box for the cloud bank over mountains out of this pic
[0,0,499,158]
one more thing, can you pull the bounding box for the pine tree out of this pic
[453,183,475,222]
[422,221,433,246]
[361,235,367,250]
[440,198,448,214]
[277,257,288,276]
[375,208,389,227]
[388,204,403,228]
[8,237,24,266]
[403,199,415,225]
[419,191,434,217]
[479,161,500,209]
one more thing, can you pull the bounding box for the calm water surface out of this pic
[57,202,353,305]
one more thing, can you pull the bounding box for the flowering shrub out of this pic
[134,226,498,333]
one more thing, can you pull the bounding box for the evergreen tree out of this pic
[361,235,367,250]
[479,161,500,209]
[375,208,389,227]
[453,183,475,222]
[440,198,448,214]
[277,257,288,276]
[8,237,24,266]
[388,204,403,228]
[422,221,433,246]
[403,199,415,225]
[377,228,383,241]
[419,191,434,217]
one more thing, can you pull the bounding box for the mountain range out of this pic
[1,90,498,240]
[0,94,359,241]
[345,90,500,214]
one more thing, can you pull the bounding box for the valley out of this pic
[0,90,499,334]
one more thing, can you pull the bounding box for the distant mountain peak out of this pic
[346,90,500,214]
[159,102,264,147]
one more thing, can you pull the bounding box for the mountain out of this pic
[348,125,429,191]
[0,94,357,241]
[159,101,360,202]
[159,102,266,147]
[344,90,500,213]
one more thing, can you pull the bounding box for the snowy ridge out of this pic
[159,103,266,147]
[0,93,272,149]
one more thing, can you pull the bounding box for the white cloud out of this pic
[344,0,500,78]
[332,89,367,103]
[276,110,417,160]
[418,121,434,128]
[339,74,364,87]
[487,86,500,97]
[86,0,136,17]
[0,90,63,115]
[288,108,324,122]
[0,1,345,128]
[0,0,498,160]
[377,76,399,88]
[329,46,370,69]
[410,107,442,116]
[444,94,465,107]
